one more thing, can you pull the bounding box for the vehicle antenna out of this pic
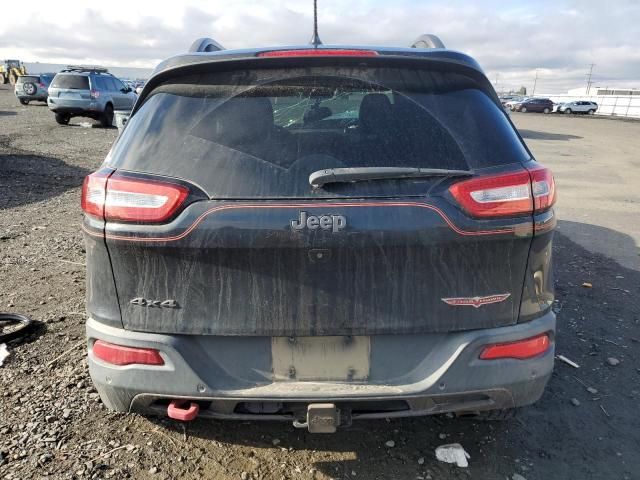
[310,0,323,47]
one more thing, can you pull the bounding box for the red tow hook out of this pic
[167,399,200,421]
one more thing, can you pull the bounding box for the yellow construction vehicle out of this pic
[0,59,28,85]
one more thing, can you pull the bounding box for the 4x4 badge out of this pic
[291,211,346,233]
[441,293,510,308]
[130,298,179,308]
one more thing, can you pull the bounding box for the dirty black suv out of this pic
[81,35,556,432]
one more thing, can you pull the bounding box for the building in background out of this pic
[535,86,640,118]
[568,86,640,96]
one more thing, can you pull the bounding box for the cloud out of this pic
[0,0,638,92]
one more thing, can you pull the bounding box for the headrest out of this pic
[194,96,274,146]
[359,93,392,132]
[303,105,332,124]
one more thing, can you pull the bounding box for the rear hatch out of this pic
[87,58,543,336]
[49,74,91,102]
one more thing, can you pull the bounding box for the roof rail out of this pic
[410,34,445,49]
[189,38,225,53]
[62,65,109,74]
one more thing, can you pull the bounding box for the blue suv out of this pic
[47,66,136,127]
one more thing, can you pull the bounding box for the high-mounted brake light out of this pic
[81,171,189,223]
[479,333,550,360]
[257,49,378,57]
[93,340,164,366]
[448,164,555,218]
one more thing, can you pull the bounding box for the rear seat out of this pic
[192,94,411,169]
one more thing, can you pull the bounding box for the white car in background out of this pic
[504,97,528,110]
[556,100,598,115]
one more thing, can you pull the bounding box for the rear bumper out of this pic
[86,312,555,420]
[47,106,98,116]
[47,98,102,114]
[15,92,47,101]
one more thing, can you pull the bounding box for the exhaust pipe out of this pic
[167,399,200,421]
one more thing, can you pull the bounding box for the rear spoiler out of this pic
[133,34,500,116]
[187,34,446,53]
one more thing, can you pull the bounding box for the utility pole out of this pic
[586,63,595,94]
[532,69,539,96]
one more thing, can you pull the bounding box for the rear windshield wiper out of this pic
[309,167,473,188]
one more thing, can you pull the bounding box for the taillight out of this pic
[39,83,45,88]
[81,171,189,223]
[448,164,555,218]
[104,175,189,222]
[90,89,100,99]
[528,164,556,211]
[449,170,532,217]
[93,340,164,366]
[81,170,109,218]
[479,333,550,360]
[257,49,378,57]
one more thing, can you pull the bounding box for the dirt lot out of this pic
[1,84,639,480]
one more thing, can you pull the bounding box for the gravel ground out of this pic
[1,85,639,480]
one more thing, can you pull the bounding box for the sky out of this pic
[1,0,639,93]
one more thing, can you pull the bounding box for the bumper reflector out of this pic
[93,340,164,366]
[479,333,550,360]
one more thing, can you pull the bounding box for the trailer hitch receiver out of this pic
[293,403,340,433]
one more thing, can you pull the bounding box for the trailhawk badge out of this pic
[291,211,346,233]
[441,293,511,308]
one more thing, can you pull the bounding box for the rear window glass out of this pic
[50,74,89,90]
[17,76,38,83]
[109,66,530,199]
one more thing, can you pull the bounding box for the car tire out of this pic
[521,106,527,113]
[588,109,595,115]
[19,98,29,105]
[100,104,114,128]
[55,113,70,125]
[543,107,550,114]
[564,108,572,114]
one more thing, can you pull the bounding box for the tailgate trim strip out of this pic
[84,201,530,243]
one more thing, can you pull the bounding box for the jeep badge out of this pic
[290,211,346,233]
